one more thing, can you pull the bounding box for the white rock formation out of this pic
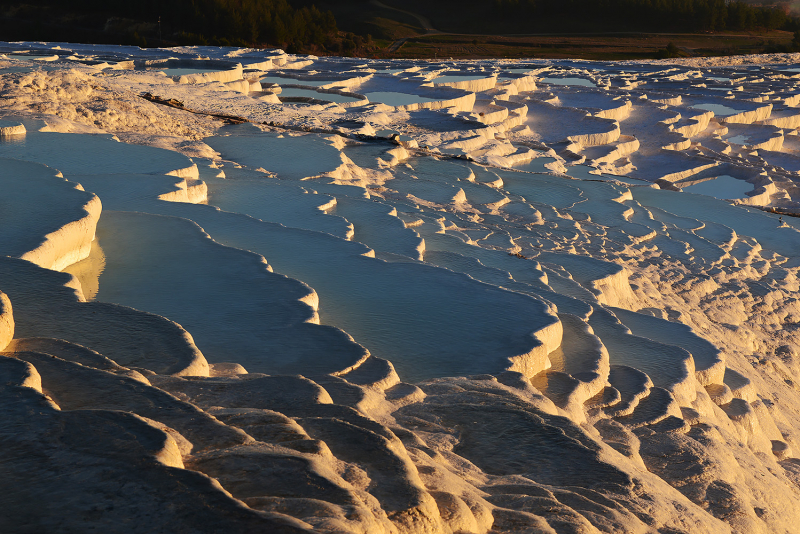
[1,42,800,533]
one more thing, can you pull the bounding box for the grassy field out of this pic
[366,31,797,60]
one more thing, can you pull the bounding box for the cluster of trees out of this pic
[0,0,339,49]
[168,0,336,47]
[382,0,794,34]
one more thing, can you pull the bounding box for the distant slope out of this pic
[289,0,425,40]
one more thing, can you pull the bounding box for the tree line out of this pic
[0,0,339,50]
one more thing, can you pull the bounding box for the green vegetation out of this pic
[657,42,684,58]
[762,29,800,52]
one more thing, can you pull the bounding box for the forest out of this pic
[0,0,338,50]
[0,0,795,53]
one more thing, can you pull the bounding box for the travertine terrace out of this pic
[1,43,800,533]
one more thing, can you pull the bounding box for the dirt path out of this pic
[371,0,440,34]
[387,37,409,52]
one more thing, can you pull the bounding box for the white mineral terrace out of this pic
[2,42,800,533]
